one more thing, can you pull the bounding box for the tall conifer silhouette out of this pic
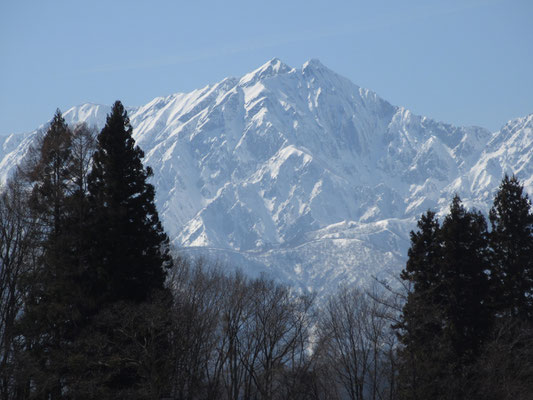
[489,174,533,320]
[87,100,172,305]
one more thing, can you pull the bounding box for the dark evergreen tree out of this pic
[25,110,72,231]
[87,100,172,305]
[489,174,533,321]
[397,210,444,400]
[397,197,491,400]
[17,110,88,399]
[80,101,173,398]
[438,196,491,389]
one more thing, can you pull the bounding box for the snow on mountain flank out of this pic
[1,58,531,297]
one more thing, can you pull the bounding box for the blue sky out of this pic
[1,0,531,134]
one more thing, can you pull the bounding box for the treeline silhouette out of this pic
[397,177,533,400]
[0,103,532,399]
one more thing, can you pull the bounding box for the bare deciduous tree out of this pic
[316,286,398,400]
[0,177,40,400]
[167,260,316,400]
[169,258,228,400]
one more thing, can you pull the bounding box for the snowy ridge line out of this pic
[1,58,532,296]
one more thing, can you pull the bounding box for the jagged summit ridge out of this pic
[0,59,531,296]
[239,58,292,86]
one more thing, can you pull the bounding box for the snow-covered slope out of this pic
[1,58,531,296]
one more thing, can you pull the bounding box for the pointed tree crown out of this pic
[489,174,533,319]
[88,101,171,303]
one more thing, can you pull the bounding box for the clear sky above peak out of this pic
[1,0,531,134]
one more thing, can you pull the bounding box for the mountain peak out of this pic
[239,58,292,85]
[302,58,326,70]
[300,58,349,88]
[2,59,531,297]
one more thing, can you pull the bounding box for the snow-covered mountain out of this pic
[1,58,532,296]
